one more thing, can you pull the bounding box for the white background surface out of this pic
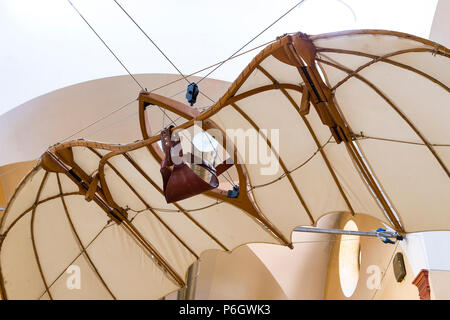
[0,0,438,115]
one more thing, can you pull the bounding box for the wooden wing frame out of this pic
[0,30,449,300]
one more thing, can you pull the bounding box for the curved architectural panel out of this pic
[0,30,449,299]
[339,220,360,297]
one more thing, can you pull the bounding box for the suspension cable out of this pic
[66,0,145,91]
[197,0,306,84]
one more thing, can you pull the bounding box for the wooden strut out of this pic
[44,151,186,288]
[138,93,293,248]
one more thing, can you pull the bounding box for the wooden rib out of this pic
[231,102,315,224]
[56,173,116,299]
[257,65,356,216]
[309,29,450,54]
[30,171,53,299]
[71,163,110,205]
[226,83,303,105]
[87,148,199,259]
[202,119,292,247]
[316,47,449,92]
[317,58,449,178]
[122,153,229,251]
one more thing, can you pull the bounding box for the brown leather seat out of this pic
[160,126,233,203]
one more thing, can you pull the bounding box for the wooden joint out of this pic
[273,81,280,89]
[282,39,352,144]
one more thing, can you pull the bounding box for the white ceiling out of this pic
[0,0,438,115]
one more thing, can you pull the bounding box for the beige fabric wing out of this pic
[0,30,449,299]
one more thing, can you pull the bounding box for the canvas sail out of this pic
[0,30,448,299]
